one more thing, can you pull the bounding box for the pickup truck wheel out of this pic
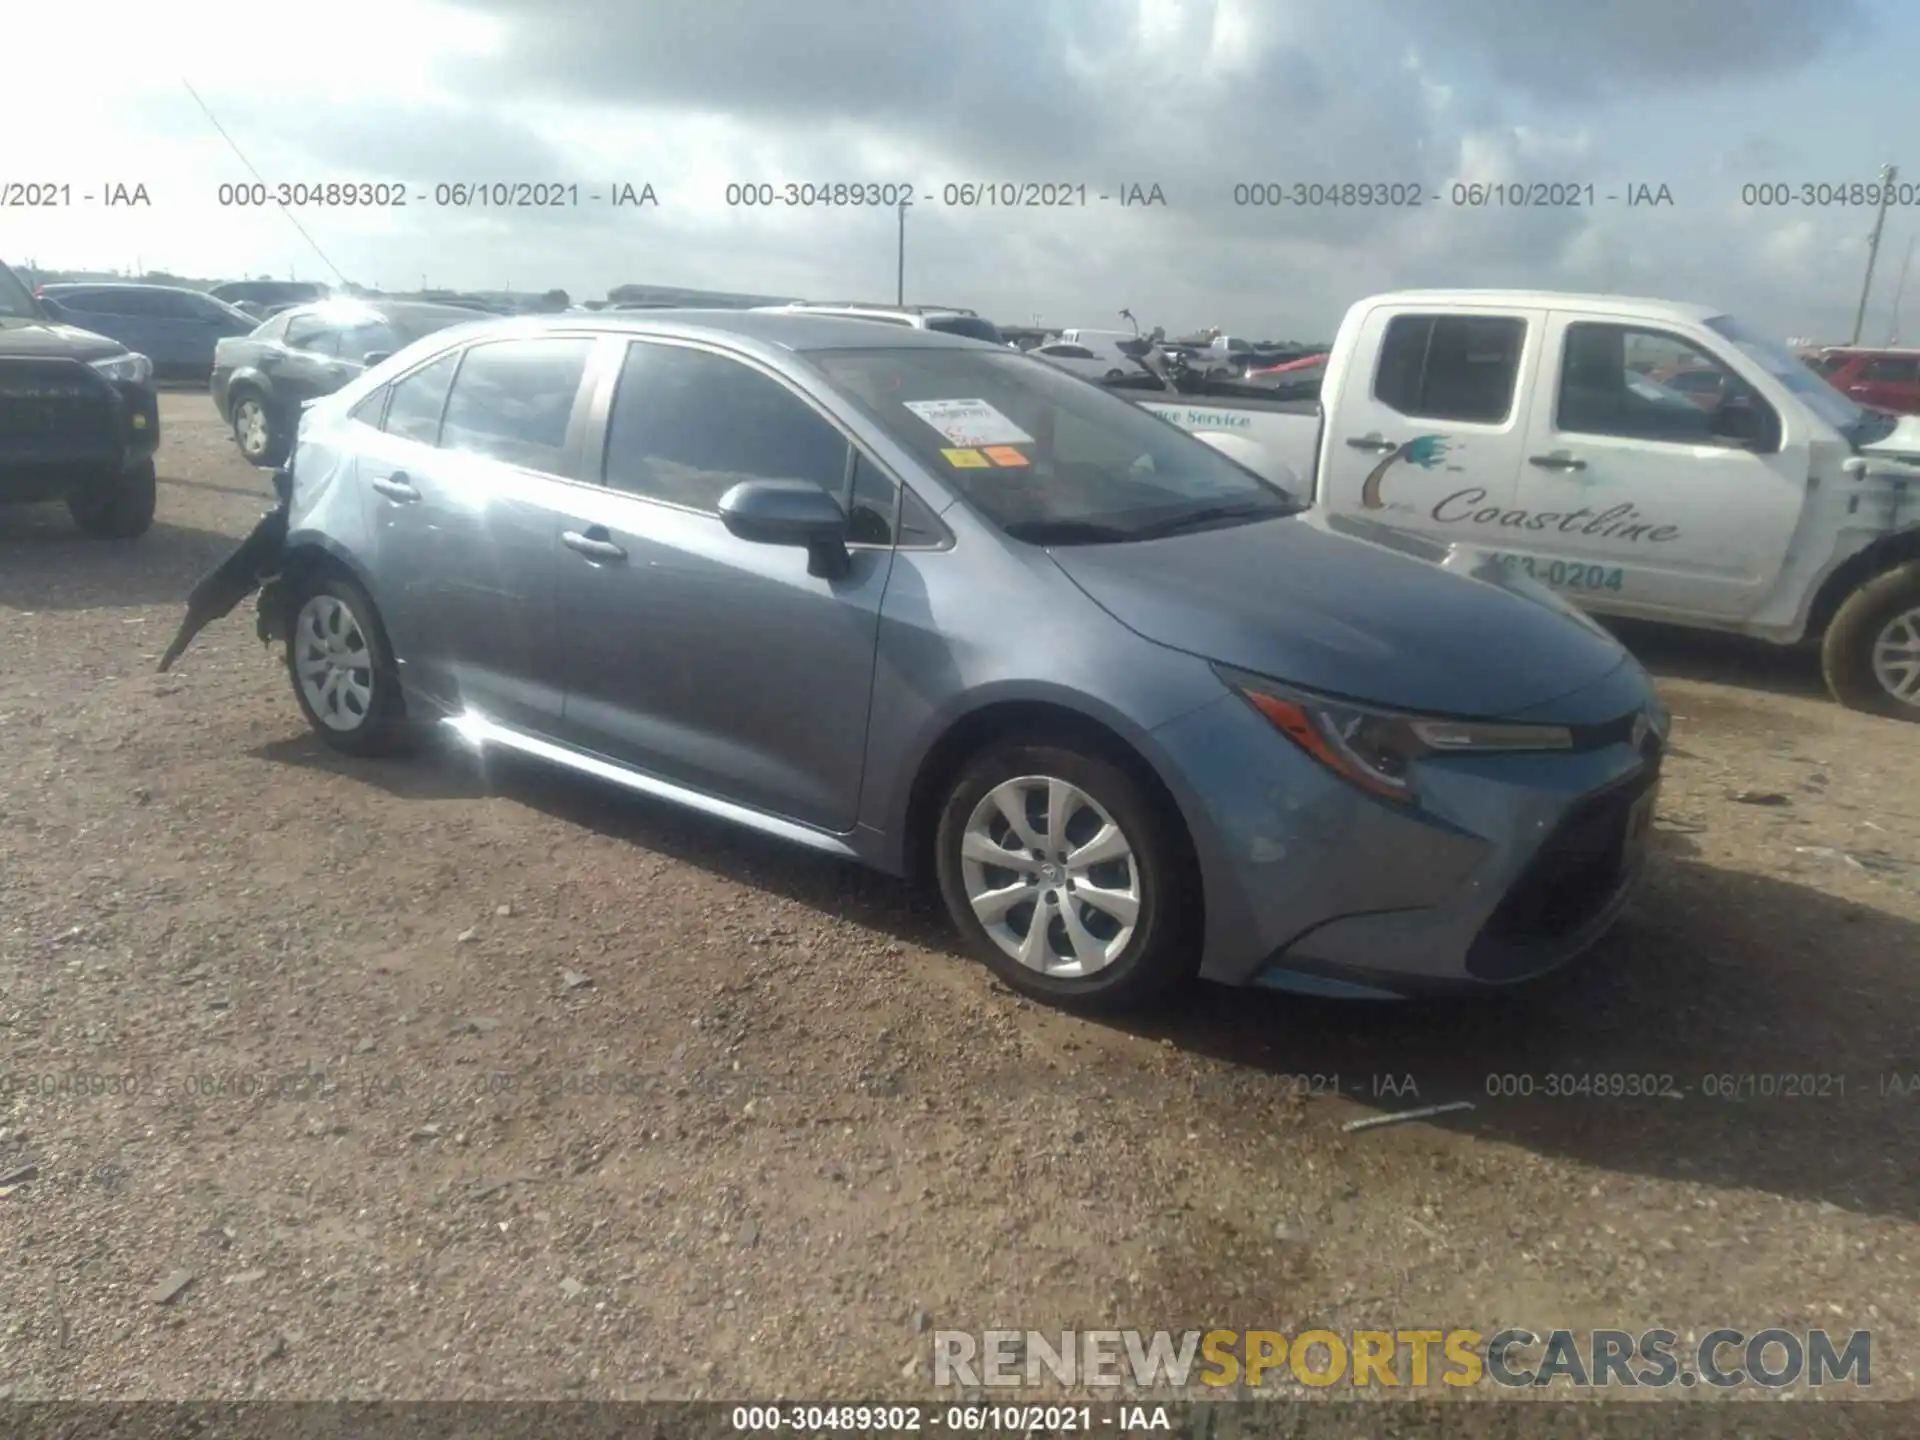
[66,458,156,539]
[230,390,286,467]
[285,574,412,755]
[1822,560,1920,720]
[934,743,1199,1012]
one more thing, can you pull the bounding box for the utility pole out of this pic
[895,199,906,306]
[1887,236,1915,344]
[1850,163,1898,345]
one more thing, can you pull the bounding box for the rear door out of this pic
[1317,305,1541,539]
[552,338,895,832]
[1847,354,1920,413]
[55,289,164,361]
[1513,315,1806,620]
[275,312,360,409]
[353,337,594,729]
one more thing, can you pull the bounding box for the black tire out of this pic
[933,742,1199,1012]
[283,571,413,756]
[1822,559,1920,721]
[229,388,286,467]
[66,458,156,539]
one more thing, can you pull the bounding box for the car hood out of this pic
[1047,513,1630,717]
[0,317,127,362]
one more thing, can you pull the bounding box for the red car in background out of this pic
[1645,363,1730,410]
[1804,347,1920,414]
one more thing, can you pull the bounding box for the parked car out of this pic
[209,280,331,321]
[1133,289,1920,720]
[159,310,1667,1011]
[1805,347,1920,415]
[0,258,160,537]
[1030,339,1134,382]
[35,283,257,381]
[211,299,480,466]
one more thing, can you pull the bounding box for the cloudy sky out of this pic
[5,0,1915,342]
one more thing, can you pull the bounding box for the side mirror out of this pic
[718,479,851,579]
[361,351,392,368]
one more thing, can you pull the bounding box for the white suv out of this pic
[751,302,1010,346]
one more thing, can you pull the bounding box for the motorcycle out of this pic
[157,466,293,673]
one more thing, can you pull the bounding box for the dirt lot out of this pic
[2,392,1917,1406]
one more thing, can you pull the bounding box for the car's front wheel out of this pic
[67,458,156,539]
[230,391,285,467]
[934,742,1199,1011]
[285,573,412,755]
[1823,560,1920,721]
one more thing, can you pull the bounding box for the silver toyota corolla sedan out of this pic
[167,310,1668,1011]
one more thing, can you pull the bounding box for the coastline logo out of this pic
[931,1328,1872,1391]
[1360,433,1455,509]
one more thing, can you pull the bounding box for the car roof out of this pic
[403,309,1003,353]
[279,299,490,325]
[1370,289,1726,323]
[1814,345,1920,356]
[40,282,212,296]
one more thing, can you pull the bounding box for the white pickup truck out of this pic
[1135,289,1920,720]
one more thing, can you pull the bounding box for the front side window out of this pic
[1861,355,1920,383]
[285,315,330,351]
[439,338,593,472]
[807,346,1299,545]
[1374,314,1526,424]
[1555,324,1767,445]
[601,342,851,513]
[382,350,461,445]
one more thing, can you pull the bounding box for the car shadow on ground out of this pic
[255,737,1919,1222]
[1608,618,1829,701]
[0,508,241,612]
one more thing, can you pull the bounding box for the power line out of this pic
[180,78,350,287]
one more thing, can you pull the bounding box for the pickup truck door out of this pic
[1512,313,1807,622]
[1317,305,1542,542]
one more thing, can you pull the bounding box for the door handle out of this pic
[371,473,420,502]
[1345,435,1400,453]
[562,529,627,563]
[1528,453,1588,471]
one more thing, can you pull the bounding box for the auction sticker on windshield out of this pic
[941,447,991,468]
[905,398,1036,448]
[983,446,1030,467]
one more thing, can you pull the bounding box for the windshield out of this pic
[925,315,1006,346]
[0,261,40,319]
[807,347,1302,544]
[1706,313,1863,430]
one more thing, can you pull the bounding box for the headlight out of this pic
[1215,665,1573,803]
[90,351,152,384]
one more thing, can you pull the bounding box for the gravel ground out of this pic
[1,393,1917,1405]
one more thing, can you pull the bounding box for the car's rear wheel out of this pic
[67,458,156,539]
[1822,560,1920,721]
[934,742,1199,1011]
[230,391,285,467]
[284,572,412,755]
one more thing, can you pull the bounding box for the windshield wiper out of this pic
[1003,519,1135,546]
[1127,500,1300,539]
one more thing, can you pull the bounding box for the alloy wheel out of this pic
[958,775,1142,977]
[1871,605,1920,707]
[235,399,269,459]
[293,594,375,731]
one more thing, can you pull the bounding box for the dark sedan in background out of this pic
[209,280,331,321]
[211,299,479,465]
[36,283,258,381]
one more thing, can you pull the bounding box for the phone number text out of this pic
[1485,1073,1680,1099]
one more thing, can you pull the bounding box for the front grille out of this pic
[0,360,116,443]
[1481,762,1659,945]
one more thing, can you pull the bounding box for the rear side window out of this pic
[382,351,460,445]
[440,338,593,472]
[1861,355,1920,382]
[1374,314,1526,423]
[285,315,330,350]
[601,342,851,513]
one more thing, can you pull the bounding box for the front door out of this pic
[1318,305,1543,543]
[554,338,895,833]
[1512,315,1807,621]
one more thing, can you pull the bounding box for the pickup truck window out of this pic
[1861,356,1920,383]
[1374,314,1525,424]
[1556,323,1774,448]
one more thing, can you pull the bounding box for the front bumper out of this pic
[0,356,158,500]
[1150,660,1662,997]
